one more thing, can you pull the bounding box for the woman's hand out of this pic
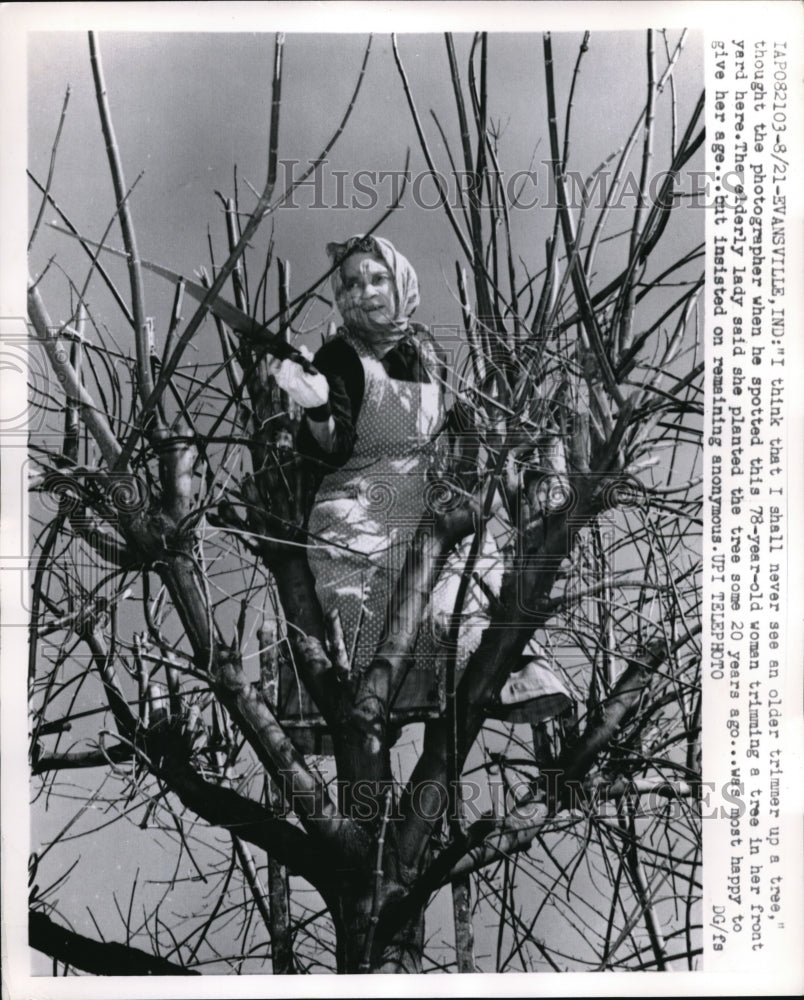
[266,348,329,410]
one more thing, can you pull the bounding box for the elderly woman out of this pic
[269,234,571,723]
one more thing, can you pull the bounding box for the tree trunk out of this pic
[334,883,426,974]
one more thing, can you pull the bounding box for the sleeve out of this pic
[295,337,365,471]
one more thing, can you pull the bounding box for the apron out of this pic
[307,329,443,672]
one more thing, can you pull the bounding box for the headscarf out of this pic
[326,235,420,336]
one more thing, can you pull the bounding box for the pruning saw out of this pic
[48,223,319,374]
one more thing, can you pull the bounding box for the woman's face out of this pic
[339,252,397,333]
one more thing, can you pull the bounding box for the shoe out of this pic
[487,654,573,725]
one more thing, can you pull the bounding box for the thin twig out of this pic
[393,35,472,262]
[359,788,392,972]
[542,33,623,405]
[88,33,156,415]
[618,30,656,358]
[28,171,135,326]
[29,85,71,252]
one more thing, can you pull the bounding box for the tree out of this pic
[27,30,703,974]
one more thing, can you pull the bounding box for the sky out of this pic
[23,24,704,978]
[28,30,704,356]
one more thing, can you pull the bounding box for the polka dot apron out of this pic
[307,329,444,674]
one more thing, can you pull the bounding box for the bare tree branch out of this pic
[30,910,200,976]
[27,283,124,467]
[88,32,157,416]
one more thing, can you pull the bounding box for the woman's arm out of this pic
[296,337,365,469]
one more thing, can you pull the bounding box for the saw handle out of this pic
[261,333,319,376]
